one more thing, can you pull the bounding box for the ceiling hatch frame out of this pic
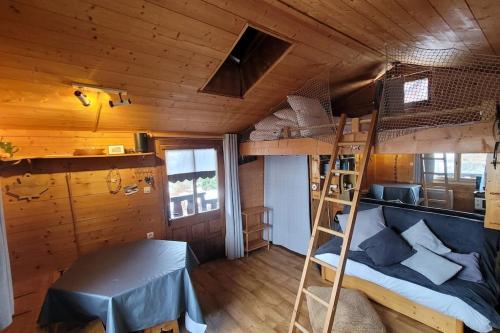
[199,23,294,99]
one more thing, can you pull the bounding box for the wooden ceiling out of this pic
[0,0,498,134]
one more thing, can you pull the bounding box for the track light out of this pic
[74,90,91,107]
[109,93,132,108]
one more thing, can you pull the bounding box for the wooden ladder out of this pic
[288,111,378,333]
[421,154,451,209]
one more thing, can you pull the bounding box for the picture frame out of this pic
[108,145,125,155]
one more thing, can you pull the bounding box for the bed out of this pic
[315,202,500,333]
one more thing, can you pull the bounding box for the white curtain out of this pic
[264,156,310,255]
[0,188,14,329]
[223,134,244,259]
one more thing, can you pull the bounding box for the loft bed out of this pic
[240,118,497,155]
[241,47,500,156]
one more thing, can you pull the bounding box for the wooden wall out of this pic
[239,157,264,209]
[1,130,166,332]
[238,157,265,243]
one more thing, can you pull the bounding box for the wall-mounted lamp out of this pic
[72,83,131,108]
[74,90,91,107]
[109,92,132,108]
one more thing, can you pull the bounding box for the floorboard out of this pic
[190,246,443,333]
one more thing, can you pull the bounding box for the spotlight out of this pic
[74,90,91,107]
[109,93,132,108]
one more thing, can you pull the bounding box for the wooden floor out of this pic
[190,246,442,333]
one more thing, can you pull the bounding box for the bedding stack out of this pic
[249,95,331,141]
[315,203,500,332]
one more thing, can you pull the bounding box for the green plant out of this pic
[0,138,19,158]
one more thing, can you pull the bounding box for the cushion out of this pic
[401,245,462,285]
[249,130,280,141]
[337,207,386,251]
[273,108,298,125]
[287,95,331,137]
[443,252,484,283]
[400,220,451,255]
[254,115,282,131]
[305,286,386,333]
[358,228,415,266]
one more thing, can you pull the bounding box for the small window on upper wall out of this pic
[460,153,487,180]
[404,78,429,104]
[200,25,292,98]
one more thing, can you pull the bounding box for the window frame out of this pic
[431,153,486,184]
[403,72,432,109]
[156,138,225,224]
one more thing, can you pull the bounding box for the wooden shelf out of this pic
[243,223,271,234]
[246,239,269,252]
[1,152,155,162]
[242,206,270,216]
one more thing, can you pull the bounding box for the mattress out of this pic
[315,252,492,332]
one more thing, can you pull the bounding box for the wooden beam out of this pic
[239,122,496,155]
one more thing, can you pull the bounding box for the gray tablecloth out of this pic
[38,240,206,333]
[370,183,422,205]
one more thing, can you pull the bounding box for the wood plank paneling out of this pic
[1,130,167,332]
[0,1,497,133]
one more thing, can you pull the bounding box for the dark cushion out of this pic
[359,227,416,266]
[443,252,484,283]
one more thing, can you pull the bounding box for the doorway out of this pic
[157,139,225,262]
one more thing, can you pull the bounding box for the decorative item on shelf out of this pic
[0,138,19,159]
[124,184,139,196]
[108,145,125,155]
[106,168,122,194]
[134,133,149,153]
[124,148,136,154]
[73,148,105,156]
[144,175,154,186]
[5,173,48,201]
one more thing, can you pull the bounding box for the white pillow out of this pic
[254,115,282,131]
[402,245,462,285]
[249,130,280,141]
[337,206,386,251]
[287,95,331,137]
[401,220,451,255]
[273,108,298,125]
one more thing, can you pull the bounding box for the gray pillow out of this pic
[359,227,415,266]
[401,220,451,255]
[401,245,462,285]
[443,252,484,283]
[337,206,386,251]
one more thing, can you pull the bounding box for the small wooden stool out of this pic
[144,319,180,333]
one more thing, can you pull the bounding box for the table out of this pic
[369,183,422,205]
[38,240,206,333]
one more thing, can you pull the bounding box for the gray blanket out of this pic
[316,215,500,329]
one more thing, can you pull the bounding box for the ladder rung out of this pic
[331,169,359,175]
[324,197,353,206]
[302,288,329,307]
[422,157,445,160]
[428,199,447,202]
[317,226,344,239]
[294,322,310,333]
[310,256,338,272]
[338,141,366,146]
[423,172,447,175]
[425,186,448,190]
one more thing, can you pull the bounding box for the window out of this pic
[460,153,487,179]
[404,78,429,104]
[166,149,219,219]
[429,153,487,182]
[200,25,292,98]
